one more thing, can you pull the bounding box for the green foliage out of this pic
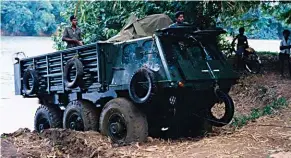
[51,23,67,50]
[53,1,258,50]
[54,1,184,50]
[2,1,289,47]
[219,6,290,40]
[1,1,65,36]
[231,97,288,128]
[217,34,232,55]
[261,2,291,25]
[256,51,278,56]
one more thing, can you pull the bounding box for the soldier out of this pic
[279,29,291,77]
[62,15,83,49]
[232,27,249,70]
[169,11,188,28]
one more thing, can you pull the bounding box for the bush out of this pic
[231,97,288,128]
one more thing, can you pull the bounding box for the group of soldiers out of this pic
[62,11,291,78]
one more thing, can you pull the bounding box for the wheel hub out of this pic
[70,122,76,129]
[110,122,122,134]
[108,114,127,141]
[39,124,44,131]
[68,114,84,131]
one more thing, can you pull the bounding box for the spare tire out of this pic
[23,69,39,95]
[63,58,84,89]
[129,68,157,104]
[208,90,234,127]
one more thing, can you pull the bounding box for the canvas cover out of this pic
[105,14,173,42]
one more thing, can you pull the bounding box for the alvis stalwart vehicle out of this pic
[13,14,239,144]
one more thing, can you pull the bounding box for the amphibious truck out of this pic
[14,21,239,144]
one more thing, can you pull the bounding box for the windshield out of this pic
[160,36,221,65]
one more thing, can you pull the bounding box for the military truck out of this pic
[13,14,239,144]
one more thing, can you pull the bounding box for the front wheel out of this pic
[99,98,148,145]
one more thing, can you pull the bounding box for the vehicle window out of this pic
[122,43,138,64]
[161,36,220,63]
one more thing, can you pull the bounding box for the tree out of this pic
[1,1,65,36]
[50,1,290,50]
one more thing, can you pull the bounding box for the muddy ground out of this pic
[1,55,291,158]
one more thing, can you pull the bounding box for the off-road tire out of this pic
[129,68,157,104]
[208,90,234,127]
[99,98,148,145]
[63,58,84,88]
[34,104,62,132]
[63,100,100,131]
[23,69,39,95]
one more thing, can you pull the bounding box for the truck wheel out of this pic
[23,69,39,95]
[129,68,157,104]
[63,100,99,131]
[34,105,62,132]
[99,98,148,145]
[208,90,234,127]
[63,58,84,89]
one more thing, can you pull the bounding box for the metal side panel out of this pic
[154,35,172,81]
[14,63,21,95]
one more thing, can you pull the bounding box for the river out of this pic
[0,36,56,134]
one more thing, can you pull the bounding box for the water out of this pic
[0,36,56,134]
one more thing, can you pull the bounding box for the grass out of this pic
[256,51,279,56]
[231,97,288,128]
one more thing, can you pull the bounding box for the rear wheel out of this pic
[99,98,148,145]
[34,105,62,132]
[63,100,100,131]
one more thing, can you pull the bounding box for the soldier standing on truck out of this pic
[62,15,83,48]
[169,11,188,28]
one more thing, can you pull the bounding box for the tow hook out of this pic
[214,82,220,99]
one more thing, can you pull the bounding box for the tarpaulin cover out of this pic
[105,14,173,42]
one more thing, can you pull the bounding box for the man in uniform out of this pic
[62,15,83,48]
[169,11,188,28]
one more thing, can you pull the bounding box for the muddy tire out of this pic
[63,100,100,131]
[63,58,84,89]
[34,105,62,132]
[208,90,234,127]
[99,98,148,145]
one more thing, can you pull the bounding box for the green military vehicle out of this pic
[14,14,239,144]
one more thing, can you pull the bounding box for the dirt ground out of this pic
[1,105,291,158]
[1,56,291,158]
